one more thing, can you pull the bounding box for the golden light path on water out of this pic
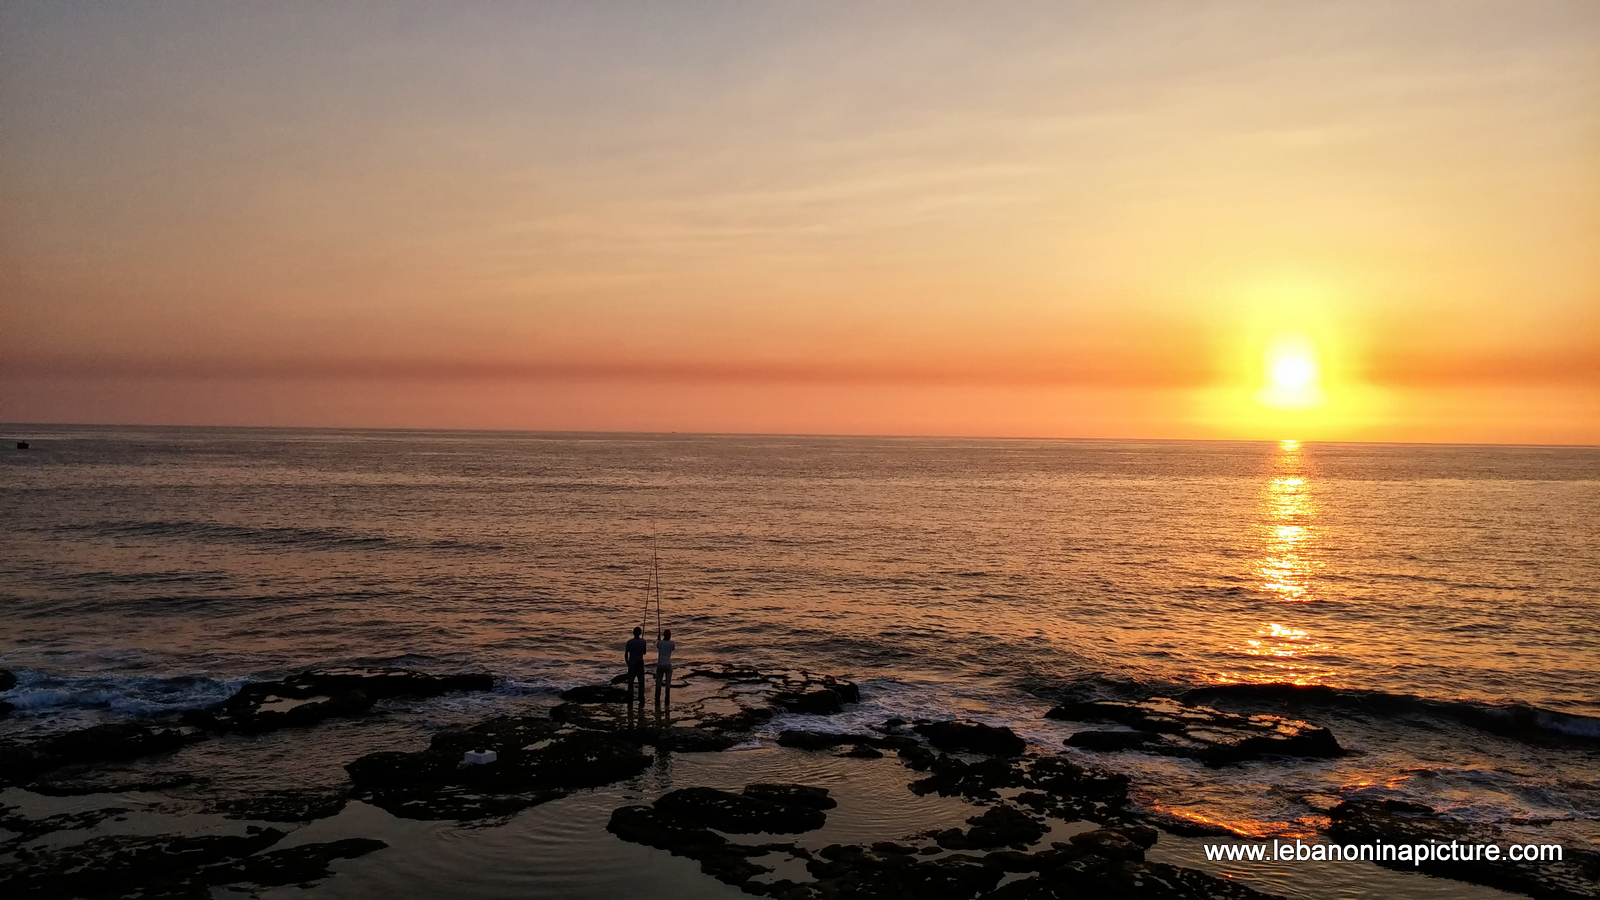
[1219,439,1337,686]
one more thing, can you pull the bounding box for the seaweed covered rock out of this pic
[1328,797,1600,900]
[914,720,1027,757]
[187,666,493,734]
[1045,697,1342,766]
[345,715,651,821]
[0,723,201,787]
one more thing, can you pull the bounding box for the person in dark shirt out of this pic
[624,626,648,703]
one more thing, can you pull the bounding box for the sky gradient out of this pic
[3,1,1597,443]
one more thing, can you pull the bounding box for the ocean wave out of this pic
[54,519,505,555]
[1178,682,1600,744]
[1,670,243,717]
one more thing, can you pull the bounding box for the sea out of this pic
[2,425,1597,897]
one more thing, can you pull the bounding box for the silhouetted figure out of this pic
[624,626,648,703]
[654,628,676,706]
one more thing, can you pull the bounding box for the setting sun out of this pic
[1257,334,1327,411]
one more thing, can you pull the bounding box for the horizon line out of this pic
[4,420,1596,451]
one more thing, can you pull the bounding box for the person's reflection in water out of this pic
[653,629,676,722]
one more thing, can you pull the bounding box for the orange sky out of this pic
[2,2,1597,443]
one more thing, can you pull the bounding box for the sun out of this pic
[1256,333,1326,410]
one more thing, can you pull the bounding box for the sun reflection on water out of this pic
[1215,440,1337,686]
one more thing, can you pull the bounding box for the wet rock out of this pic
[914,720,1027,757]
[742,782,839,810]
[363,784,564,821]
[655,726,737,752]
[935,805,1048,850]
[346,715,650,821]
[200,837,388,888]
[1328,797,1600,900]
[978,857,1284,899]
[839,744,884,759]
[0,701,13,717]
[779,729,870,751]
[655,785,830,834]
[0,723,202,787]
[209,789,349,823]
[188,666,493,734]
[805,843,1005,899]
[27,772,198,796]
[0,669,15,691]
[772,688,846,715]
[0,805,133,844]
[558,684,634,703]
[910,754,1026,800]
[1067,827,1145,861]
[608,803,731,854]
[607,799,799,889]
[1046,697,1342,766]
[0,828,287,899]
[690,664,861,711]
[907,753,1133,828]
[1066,730,1157,752]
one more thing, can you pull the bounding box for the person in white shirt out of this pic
[654,628,676,703]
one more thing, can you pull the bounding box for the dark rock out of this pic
[188,667,493,734]
[363,784,564,821]
[978,858,1285,899]
[0,723,201,787]
[910,754,1026,800]
[840,744,884,759]
[1046,697,1342,766]
[209,789,349,823]
[608,803,730,854]
[654,786,828,834]
[200,838,387,888]
[0,828,288,899]
[0,669,15,692]
[347,715,650,821]
[0,805,133,843]
[1067,827,1145,861]
[558,684,634,704]
[936,805,1048,850]
[27,772,198,796]
[606,802,789,889]
[779,729,869,751]
[914,720,1027,757]
[1328,797,1600,900]
[655,727,736,753]
[805,843,1006,899]
[0,701,12,717]
[742,782,838,810]
[773,688,845,714]
[899,743,938,770]
[1066,730,1157,752]
[689,664,860,712]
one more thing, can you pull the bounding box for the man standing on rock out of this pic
[624,626,648,703]
[653,628,675,707]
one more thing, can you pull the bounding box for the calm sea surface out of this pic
[1,425,1597,894]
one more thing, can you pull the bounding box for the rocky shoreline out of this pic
[1,664,1596,900]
